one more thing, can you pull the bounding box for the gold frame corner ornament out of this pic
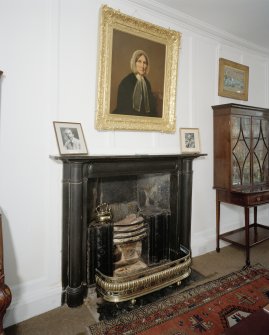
[95,5,181,132]
[218,58,249,101]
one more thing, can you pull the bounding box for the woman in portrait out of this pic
[113,50,157,117]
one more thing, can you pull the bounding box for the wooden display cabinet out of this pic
[213,103,269,265]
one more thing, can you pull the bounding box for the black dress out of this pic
[113,73,157,117]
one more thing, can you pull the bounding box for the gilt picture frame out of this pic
[95,5,181,132]
[180,128,201,153]
[53,121,88,155]
[218,58,249,101]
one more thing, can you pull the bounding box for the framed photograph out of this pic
[218,58,249,101]
[53,121,88,155]
[180,128,201,153]
[95,5,181,132]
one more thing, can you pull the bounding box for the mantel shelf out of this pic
[50,153,207,162]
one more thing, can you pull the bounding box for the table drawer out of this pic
[246,193,269,205]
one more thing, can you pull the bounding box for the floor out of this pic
[4,240,269,335]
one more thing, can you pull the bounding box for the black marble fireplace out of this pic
[51,154,204,307]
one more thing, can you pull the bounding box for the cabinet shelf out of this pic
[220,224,269,247]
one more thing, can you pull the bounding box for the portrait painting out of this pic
[95,5,181,132]
[110,30,165,119]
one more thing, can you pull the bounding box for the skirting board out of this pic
[4,284,62,328]
[191,229,217,257]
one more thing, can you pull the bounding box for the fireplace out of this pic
[51,154,203,307]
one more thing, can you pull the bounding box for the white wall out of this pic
[0,0,268,327]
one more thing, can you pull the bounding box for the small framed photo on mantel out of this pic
[180,128,201,154]
[53,121,88,155]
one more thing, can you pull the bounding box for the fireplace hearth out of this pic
[51,154,204,307]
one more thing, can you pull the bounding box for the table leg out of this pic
[244,207,250,266]
[254,206,257,225]
[254,206,258,242]
[216,194,220,252]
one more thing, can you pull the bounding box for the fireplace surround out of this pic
[51,154,204,307]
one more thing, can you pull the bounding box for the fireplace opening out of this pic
[87,172,191,302]
[88,173,171,279]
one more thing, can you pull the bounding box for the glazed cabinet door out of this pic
[252,117,269,185]
[231,114,269,188]
[231,115,251,186]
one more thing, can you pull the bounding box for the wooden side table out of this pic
[0,213,12,334]
[216,189,269,266]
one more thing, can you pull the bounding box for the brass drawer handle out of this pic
[256,197,261,201]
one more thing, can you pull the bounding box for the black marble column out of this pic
[179,157,194,250]
[62,161,85,307]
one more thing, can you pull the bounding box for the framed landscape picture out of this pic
[218,58,249,101]
[95,5,181,132]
